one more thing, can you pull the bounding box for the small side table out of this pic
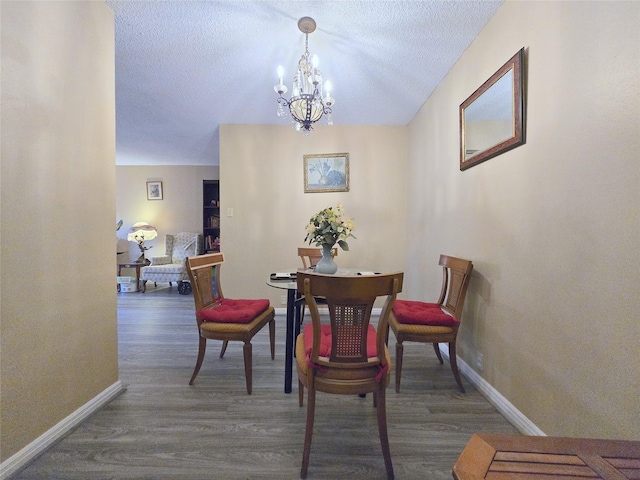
[117,262,145,292]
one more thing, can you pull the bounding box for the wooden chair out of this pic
[388,254,473,393]
[186,252,275,394]
[297,247,337,322]
[296,271,404,479]
[298,247,337,270]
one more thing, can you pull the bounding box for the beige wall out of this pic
[1,1,118,460]
[115,165,218,262]
[3,0,637,467]
[406,0,639,439]
[219,125,408,306]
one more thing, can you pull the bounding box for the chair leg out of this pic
[300,382,316,479]
[219,340,228,358]
[298,379,304,407]
[375,387,394,480]
[448,342,465,393]
[433,342,444,364]
[395,342,404,393]
[142,280,147,293]
[189,336,207,385]
[243,341,253,395]
[294,306,303,349]
[269,319,276,360]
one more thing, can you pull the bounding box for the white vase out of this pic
[315,244,338,274]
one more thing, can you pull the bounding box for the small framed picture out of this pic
[146,181,163,200]
[304,153,349,193]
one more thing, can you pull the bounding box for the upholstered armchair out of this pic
[141,232,202,293]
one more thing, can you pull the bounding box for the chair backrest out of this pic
[168,233,202,264]
[437,254,473,320]
[297,271,403,366]
[186,253,224,320]
[298,247,338,269]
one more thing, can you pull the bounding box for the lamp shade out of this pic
[127,222,157,243]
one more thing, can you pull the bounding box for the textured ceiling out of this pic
[106,1,503,166]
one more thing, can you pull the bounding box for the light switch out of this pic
[227,208,233,217]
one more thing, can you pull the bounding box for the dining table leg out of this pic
[284,288,296,393]
[294,297,302,344]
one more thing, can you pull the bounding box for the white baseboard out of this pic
[438,345,546,436]
[1,347,541,479]
[0,381,126,480]
[276,307,540,435]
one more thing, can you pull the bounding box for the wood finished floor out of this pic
[12,285,518,480]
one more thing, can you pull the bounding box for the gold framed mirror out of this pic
[460,48,525,171]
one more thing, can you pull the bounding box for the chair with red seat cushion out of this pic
[296,270,403,480]
[186,252,275,394]
[388,254,473,393]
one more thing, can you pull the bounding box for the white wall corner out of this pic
[0,381,126,480]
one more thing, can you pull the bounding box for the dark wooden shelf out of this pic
[203,180,220,253]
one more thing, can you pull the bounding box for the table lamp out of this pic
[127,222,157,264]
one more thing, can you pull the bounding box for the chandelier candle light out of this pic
[304,204,355,274]
[274,17,335,134]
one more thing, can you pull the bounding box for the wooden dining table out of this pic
[452,433,640,479]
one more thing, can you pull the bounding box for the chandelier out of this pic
[274,17,334,134]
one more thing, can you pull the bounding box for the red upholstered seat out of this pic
[199,298,270,324]
[392,299,459,327]
[388,254,473,393]
[186,253,276,393]
[303,323,378,358]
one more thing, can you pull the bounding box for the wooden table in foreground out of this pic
[452,433,640,479]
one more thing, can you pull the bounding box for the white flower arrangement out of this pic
[304,203,356,251]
